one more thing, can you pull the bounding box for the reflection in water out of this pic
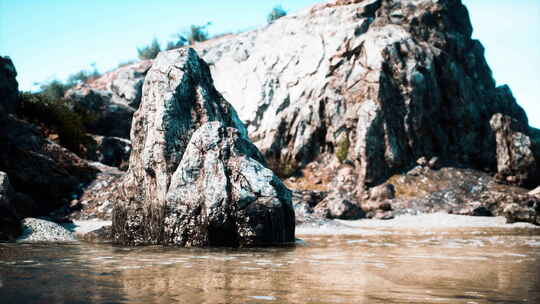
[1,227,539,303]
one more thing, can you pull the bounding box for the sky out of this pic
[1,0,539,127]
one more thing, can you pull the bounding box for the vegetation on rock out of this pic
[267,5,287,24]
[336,136,350,163]
[18,92,97,154]
[137,37,161,60]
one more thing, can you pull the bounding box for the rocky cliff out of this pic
[40,0,540,228]
[69,0,538,191]
[195,0,537,191]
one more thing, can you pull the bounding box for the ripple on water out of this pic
[250,296,276,301]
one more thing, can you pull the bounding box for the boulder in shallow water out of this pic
[111,48,294,246]
[164,122,294,246]
[17,218,76,243]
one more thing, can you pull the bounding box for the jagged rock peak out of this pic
[112,48,294,246]
[194,0,536,189]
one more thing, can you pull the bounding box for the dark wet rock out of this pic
[380,166,539,225]
[0,116,99,216]
[0,56,18,118]
[314,193,365,220]
[84,135,131,170]
[490,113,537,187]
[291,190,327,224]
[480,191,540,225]
[76,225,112,243]
[292,190,327,208]
[111,48,294,246]
[0,57,99,218]
[368,183,395,201]
[0,172,21,241]
[66,90,134,139]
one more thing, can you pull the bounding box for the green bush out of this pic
[39,80,69,100]
[18,92,90,154]
[117,60,136,68]
[137,38,161,60]
[267,5,287,24]
[336,136,350,163]
[66,64,100,87]
[186,22,212,44]
[166,34,188,50]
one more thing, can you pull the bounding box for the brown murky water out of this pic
[1,227,539,304]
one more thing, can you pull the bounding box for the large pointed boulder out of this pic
[111,48,294,246]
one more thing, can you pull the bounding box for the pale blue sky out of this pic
[1,0,539,127]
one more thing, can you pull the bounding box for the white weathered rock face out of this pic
[193,0,537,189]
[490,114,537,186]
[111,48,294,246]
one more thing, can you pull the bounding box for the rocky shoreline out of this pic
[1,0,540,245]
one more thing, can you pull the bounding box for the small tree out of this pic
[186,22,211,44]
[137,38,161,60]
[39,80,69,100]
[267,5,287,24]
[166,34,188,50]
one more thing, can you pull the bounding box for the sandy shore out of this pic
[296,213,540,235]
[14,214,538,242]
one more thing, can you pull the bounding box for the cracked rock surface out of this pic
[111,48,294,246]
[194,0,538,190]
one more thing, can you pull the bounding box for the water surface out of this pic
[1,226,539,303]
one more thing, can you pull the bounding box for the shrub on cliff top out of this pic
[166,34,188,50]
[137,38,161,60]
[186,22,212,44]
[18,92,92,155]
[38,80,69,101]
[267,5,287,24]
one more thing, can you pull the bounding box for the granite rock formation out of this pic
[19,0,539,228]
[64,0,539,193]
[111,48,294,246]
[193,0,538,191]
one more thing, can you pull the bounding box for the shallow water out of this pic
[1,227,540,304]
